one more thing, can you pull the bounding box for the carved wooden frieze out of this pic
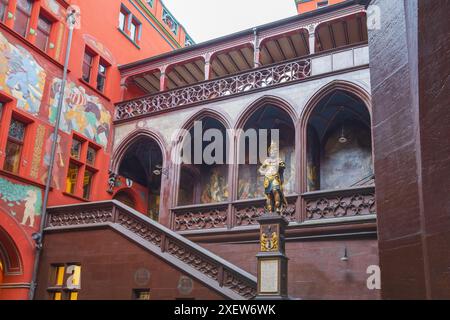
[223,270,257,299]
[117,211,162,247]
[304,188,376,220]
[166,239,219,280]
[234,197,296,227]
[173,206,228,231]
[115,58,311,121]
[47,209,113,227]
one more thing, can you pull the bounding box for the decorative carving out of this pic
[235,199,296,227]
[173,206,228,231]
[117,212,162,247]
[115,58,311,121]
[47,209,113,227]
[260,224,279,252]
[107,171,119,194]
[305,190,376,220]
[235,204,265,226]
[46,202,258,299]
[223,270,257,299]
[166,239,219,280]
[30,125,46,179]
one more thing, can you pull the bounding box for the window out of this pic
[118,9,126,32]
[66,137,98,199]
[49,264,81,301]
[133,289,151,300]
[35,14,52,52]
[13,0,33,37]
[82,170,94,199]
[3,119,26,174]
[82,51,94,83]
[317,0,329,8]
[66,162,79,194]
[147,0,154,8]
[129,18,141,42]
[70,138,82,160]
[86,146,96,166]
[0,0,9,23]
[96,61,108,92]
[118,6,141,44]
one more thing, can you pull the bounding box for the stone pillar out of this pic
[253,28,261,68]
[255,214,289,300]
[204,53,212,81]
[368,0,450,299]
[159,65,168,91]
[308,24,317,54]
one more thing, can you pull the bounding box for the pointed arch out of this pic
[299,80,373,193]
[235,95,298,130]
[111,128,167,173]
[300,80,372,130]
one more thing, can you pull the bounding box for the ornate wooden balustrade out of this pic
[46,201,257,300]
[303,186,376,221]
[171,186,376,232]
[115,58,312,121]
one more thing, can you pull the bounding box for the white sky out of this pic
[163,0,298,43]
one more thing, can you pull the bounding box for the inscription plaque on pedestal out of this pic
[259,259,279,294]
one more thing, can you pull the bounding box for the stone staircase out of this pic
[45,200,257,300]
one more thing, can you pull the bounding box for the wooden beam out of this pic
[328,24,337,49]
[262,46,275,64]
[342,20,350,45]
[192,61,206,79]
[300,31,309,54]
[357,16,365,42]
[172,68,190,85]
[274,39,287,60]
[286,36,300,57]
[225,52,241,72]
[215,56,232,74]
[238,49,252,69]
[183,64,200,82]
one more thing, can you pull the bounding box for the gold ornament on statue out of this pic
[259,142,288,214]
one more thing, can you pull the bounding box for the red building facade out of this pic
[1,0,447,301]
[0,0,191,299]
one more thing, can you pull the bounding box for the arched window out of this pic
[177,117,229,206]
[118,136,163,221]
[306,89,373,191]
[238,105,296,200]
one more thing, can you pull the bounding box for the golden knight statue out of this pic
[259,142,288,214]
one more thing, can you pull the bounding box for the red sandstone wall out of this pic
[200,238,380,300]
[36,229,225,300]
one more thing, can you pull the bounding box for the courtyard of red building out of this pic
[0,0,448,301]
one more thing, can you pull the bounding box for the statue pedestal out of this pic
[255,213,290,300]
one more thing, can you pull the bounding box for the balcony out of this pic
[170,185,376,234]
[115,43,369,122]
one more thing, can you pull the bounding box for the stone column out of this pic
[255,214,289,300]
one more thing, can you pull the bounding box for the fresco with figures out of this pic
[48,79,112,147]
[0,177,42,229]
[0,31,46,115]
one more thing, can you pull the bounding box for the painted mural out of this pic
[41,133,66,190]
[44,0,63,18]
[49,79,112,147]
[0,178,42,228]
[0,32,46,115]
[83,34,116,65]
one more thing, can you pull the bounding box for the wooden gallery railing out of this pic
[115,58,312,121]
[171,186,376,232]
